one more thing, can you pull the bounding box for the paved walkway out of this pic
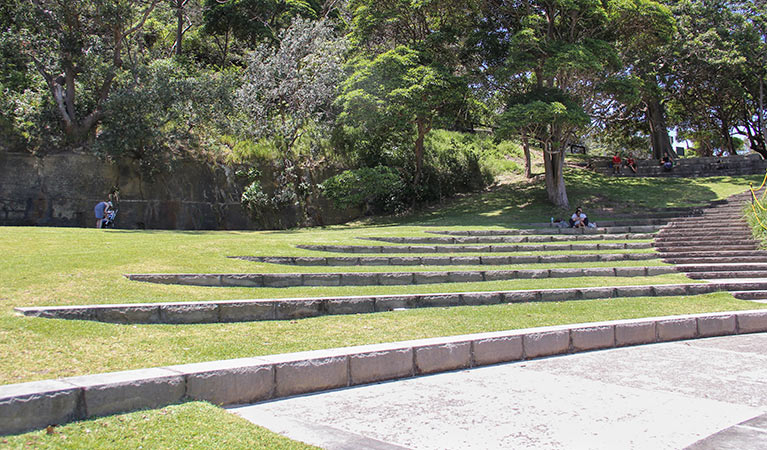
[232,333,767,450]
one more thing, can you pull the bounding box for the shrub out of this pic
[320,166,406,213]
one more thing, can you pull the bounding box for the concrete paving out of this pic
[231,333,767,450]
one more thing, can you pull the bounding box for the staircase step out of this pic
[16,282,764,324]
[232,252,659,266]
[125,266,678,288]
[686,271,767,279]
[677,263,767,272]
[656,245,759,252]
[663,256,767,264]
[297,242,654,254]
[426,225,661,236]
[731,291,767,300]
[362,234,655,245]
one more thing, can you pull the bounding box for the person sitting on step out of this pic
[569,207,589,228]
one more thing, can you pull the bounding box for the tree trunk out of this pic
[542,132,569,209]
[175,0,184,56]
[413,117,430,186]
[646,96,672,160]
[522,133,532,178]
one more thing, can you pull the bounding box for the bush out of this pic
[320,166,406,213]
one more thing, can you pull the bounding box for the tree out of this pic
[484,0,623,208]
[16,0,161,144]
[339,46,467,186]
[236,17,347,223]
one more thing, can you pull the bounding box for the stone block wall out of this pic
[0,151,354,230]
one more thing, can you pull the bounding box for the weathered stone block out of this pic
[275,300,325,320]
[326,257,359,266]
[415,342,471,374]
[294,257,327,266]
[447,271,484,283]
[652,285,688,297]
[380,272,414,285]
[614,267,646,277]
[615,321,656,346]
[451,256,481,265]
[657,318,697,341]
[262,274,303,288]
[550,268,584,278]
[350,349,414,385]
[359,257,389,266]
[413,272,450,284]
[221,274,262,287]
[472,335,523,366]
[646,266,675,276]
[178,274,222,286]
[697,315,737,337]
[737,311,767,333]
[416,294,462,308]
[480,256,509,265]
[515,269,546,279]
[374,296,412,311]
[274,357,348,397]
[326,298,376,315]
[0,380,81,435]
[502,291,539,303]
[615,286,654,298]
[580,287,617,300]
[182,364,273,405]
[686,284,716,295]
[523,330,570,358]
[302,273,341,287]
[422,256,450,266]
[339,272,379,286]
[389,257,421,266]
[67,369,185,418]
[540,289,578,302]
[483,270,516,281]
[586,267,616,277]
[97,306,161,324]
[160,303,219,324]
[219,301,275,322]
[571,326,615,351]
[461,292,502,306]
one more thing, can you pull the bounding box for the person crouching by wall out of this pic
[94,200,112,228]
[569,207,589,228]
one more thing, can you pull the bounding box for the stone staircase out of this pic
[655,192,767,302]
[15,190,767,323]
[590,154,767,178]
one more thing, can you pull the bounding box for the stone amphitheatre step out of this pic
[654,241,758,249]
[425,226,662,236]
[125,266,677,288]
[659,250,767,258]
[654,234,754,242]
[686,271,767,279]
[231,252,660,266]
[655,245,759,252]
[677,263,767,272]
[16,282,767,324]
[731,291,767,300]
[362,233,655,245]
[663,256,767,264]
[656,228,751,236]
[516,218,675,228]
[297,242,654,254]
[653,238,756,246]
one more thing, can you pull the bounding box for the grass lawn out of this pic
[2,171,766,447]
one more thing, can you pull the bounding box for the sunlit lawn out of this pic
[2,171,765,447]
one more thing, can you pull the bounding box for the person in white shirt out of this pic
[569,207,588,228]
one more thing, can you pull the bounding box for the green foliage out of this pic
[320,166,406,213]
[93,59,238,175]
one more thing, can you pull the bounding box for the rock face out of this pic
[0,152,351,230]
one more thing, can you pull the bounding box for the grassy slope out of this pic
[2,170,766,447]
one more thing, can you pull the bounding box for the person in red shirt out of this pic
[626,156,637,173]
[611,153,621,174]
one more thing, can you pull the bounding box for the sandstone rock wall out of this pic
[0,152,352,230]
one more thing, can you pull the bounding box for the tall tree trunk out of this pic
[542,130,569,209]
[647,96,672,160]
[413,117,430,186]
[522,133,532,178]
[175,0,184,56]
